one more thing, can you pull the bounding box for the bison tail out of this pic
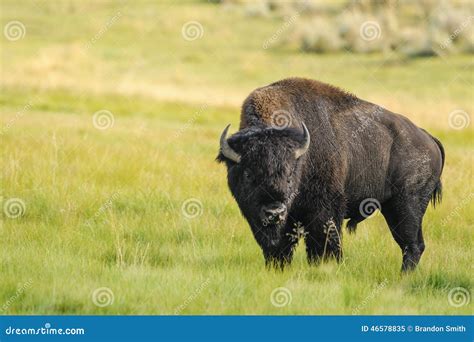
[431,134,445,173]
[430,180,443,208]
[346,219,358,234]
[429,133,445,208]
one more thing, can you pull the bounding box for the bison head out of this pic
[217,123,310,249]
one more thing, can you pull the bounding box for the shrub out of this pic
[337,11,386,53]
[300,18,343,53]
[398,27,441,58]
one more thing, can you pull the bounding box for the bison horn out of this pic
[295,122,310,159]
[220,124,241,163]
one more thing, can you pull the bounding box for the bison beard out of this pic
[217,77,445,272]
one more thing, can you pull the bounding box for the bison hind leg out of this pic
[381,195,431,272]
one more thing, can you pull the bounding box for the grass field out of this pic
[1,1,473,314]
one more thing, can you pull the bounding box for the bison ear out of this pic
[294,122,310,159]
[216,152,225,164]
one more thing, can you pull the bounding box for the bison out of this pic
[217,77,444,272]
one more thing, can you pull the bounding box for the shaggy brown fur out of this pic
[240,78,358,129]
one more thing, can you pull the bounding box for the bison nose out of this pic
[261,202,287,223]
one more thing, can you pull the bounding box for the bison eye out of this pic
[243,169,253,182]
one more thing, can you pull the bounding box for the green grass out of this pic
[1,0,472,314]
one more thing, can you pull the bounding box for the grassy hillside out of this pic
[1,0,472,314]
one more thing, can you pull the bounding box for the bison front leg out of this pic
[262,226,299,270]
[305,216,343,264]
[263,238,298,270]
[263,244,295,270]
